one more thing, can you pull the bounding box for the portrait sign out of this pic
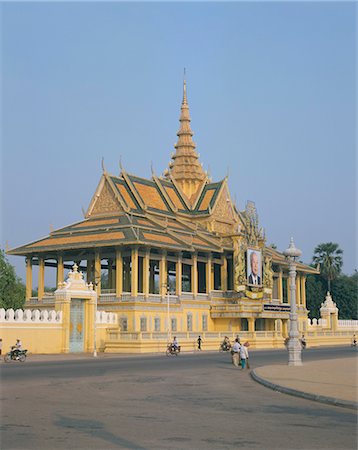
[246,248,262,286]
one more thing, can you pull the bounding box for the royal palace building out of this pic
[8,80,318,348]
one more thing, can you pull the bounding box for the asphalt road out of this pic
[1,347,357,450]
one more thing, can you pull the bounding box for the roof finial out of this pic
[183,67,187,104]
[119,155,124,173]
[101,157,106,174]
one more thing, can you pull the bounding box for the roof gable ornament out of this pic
[244,201,264,246]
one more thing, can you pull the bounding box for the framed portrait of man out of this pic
[247,248,262,286]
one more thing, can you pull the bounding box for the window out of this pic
[171,318,177,332]
[283,278,288,303]
[182,264,192,292]
[213,263,221,290]
[187,314,193,331]
[140,317,147,332]
[122,256,131,292]
[197,262,207,293]
[273,276,279,299]
[120,317,128,332]
[149,260,160,294]
[241,318,248,331]
[227,256,233,290]
[154,318,161,332]
[138,256,144,293]
[202,315,208,331]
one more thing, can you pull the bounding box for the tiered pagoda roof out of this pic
[7,77,318,275]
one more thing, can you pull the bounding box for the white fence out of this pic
[337,320,358,329]
[0,308,62,323]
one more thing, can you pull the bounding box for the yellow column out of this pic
[282,320,288,337]
[160,251,167,297]
[115,249,123,297]
[278,269,283,302]
[95,251,101,295]
[206,254,212,294]
[248,317,255,333]
[38,257,45,300]
[55,299,71,353]
[301,275,306,308]
[192,253,198,296]
[57,255,64,288]
[131,248,138,298]
[85,298,95,352]
[221,256,228,291]
[25,257,32,301]
[176,253,182,297]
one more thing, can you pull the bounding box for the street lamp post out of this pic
[93,291,98,358]
[283,237,302,366]
[93,271,101,358]
[166,284,171,344]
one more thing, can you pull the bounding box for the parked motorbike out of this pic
[219,342,231,352]
[284,338,306,350]
[166,344,180,356]
[4,349,28,362]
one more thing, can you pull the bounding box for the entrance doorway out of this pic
[69,299,85,352]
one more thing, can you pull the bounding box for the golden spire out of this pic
[165,71,207,201]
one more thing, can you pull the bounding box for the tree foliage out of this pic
[0,250,25,310]
[312,242,343,291]
[306,243,357,320]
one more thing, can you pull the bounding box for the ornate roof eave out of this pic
[105,173,130,213]
[190,178,208,210]
[121,169,146,211]
[86,174,106,218]
[264,247,320,274]
[167,174,192,210]
[152,175,178,213]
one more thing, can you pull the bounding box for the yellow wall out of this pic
[1,323,63,354]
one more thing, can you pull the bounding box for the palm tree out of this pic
[312,242,343,292]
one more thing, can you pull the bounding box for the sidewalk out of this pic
[251,357,358,410]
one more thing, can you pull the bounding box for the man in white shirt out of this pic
[231,338,241,367]
[248,252,261,285]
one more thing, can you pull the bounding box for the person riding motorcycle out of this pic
[11,339,22,359]
[221,336,231,351]
[300,334,306,349]
[172,336,179,351]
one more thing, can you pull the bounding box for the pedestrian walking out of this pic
[197,335,202,351]
[240,341,249,369]
[231,338,241,367]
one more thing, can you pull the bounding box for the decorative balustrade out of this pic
[0,308,62,323]
[338,320,358,329]
[96,311,117,325]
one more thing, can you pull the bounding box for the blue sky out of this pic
[1,2,356,284]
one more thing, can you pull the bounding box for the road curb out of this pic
[250,369,358,411]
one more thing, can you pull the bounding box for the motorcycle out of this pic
[166,344,180,356]
[4,349,28,363]
[219,342,231,352]
[284,338,306,350]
